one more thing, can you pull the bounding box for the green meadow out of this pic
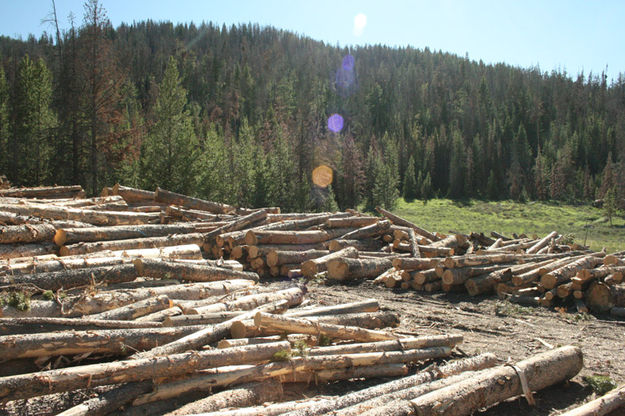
[391,199,625,254]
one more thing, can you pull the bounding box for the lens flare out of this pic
[312,165,333,188]
[342,54,355,71]
[353,13,367,36]
[327,113,344,133]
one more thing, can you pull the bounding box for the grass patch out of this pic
[583,375,617,395]
[494,301,535,317]
[391,199,624,253]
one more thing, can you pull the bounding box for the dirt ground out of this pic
[276,278,625,416]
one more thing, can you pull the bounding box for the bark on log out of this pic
[248,244,325,258]
[279,353,498,416]
[308,334,462,356]
[285,299,379,317]
[112,184,155,203]
[416,245,454,257]
[164,379,283,416]
[585,281,625,312]
[55,381,152,416]
[285,363,408,384]
[0,223,57,244]
[0,341,290,402]
[7,263,138,291]
[254,312,398,342]
[54,223,209,246]
[165,205,220,221]
[326,257,393,281]
[325,216,378,228]
[526,231,559,254]
[59,233,207,256]
[327,239,385,252]
[203,209,268,242]
[155,187,236,214]
[133,258,259,283]
[400,345,583,416]
[557,384,625,416]
[0,326,203,360]
[301,246,359,277]
[245,230,334,246]
[188,286,305,315]
[541,255,605,289]
[376,207,439,242]
[85,295,172,320]
[266,249,329,268]
[392,257,443,271]
[0,185,85,199]
[512,254,589,286]
[442,265,510,286]
[0,242,57,260]
[0,316,163,335]
[338,220,391,240]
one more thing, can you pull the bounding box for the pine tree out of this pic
[11,55,56,185]
[420,171,433,202]
[402,155,417,202]
[598,151,615,199]
[140,56,199,194]
[337,134,364,209]
[603,186,617,226]
[533,146,548,200]
[0,66,8,175]
[487,169,499,200]
[448,129,466,199]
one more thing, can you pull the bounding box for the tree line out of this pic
[1,0,624,212]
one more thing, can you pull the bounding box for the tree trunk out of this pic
[155,186,236,214]
[165,205,220,221]
[59,233,207,256]
[112,184,155,203]
[54,223,210,246]
[301,246,359,277]
[248,244,325,258]
[0,224,57,244]
[133,258,259,283]
[245,230,335,246]
[85,295,172,320]
[442,265,510,286]
[327,257,393,281]
[187,286,305,315]
[328,239,385,252]
[0,242,57,260]
[0,185,84,199]
[285,299,379,317]
[55,381,152,416]
[308,334,463,356]
[526,231,559,254]
[393,257,443,271]
[541,255,605,289]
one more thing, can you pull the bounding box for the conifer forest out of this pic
[1,0,624,211]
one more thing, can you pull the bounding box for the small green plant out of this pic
[271,349,292,362]
[583,375,617,395]
[494,301,534,317]
[0,291,31,311]
[293,340,309,357]
[42,290,55,301]
[318,334,332,346]
[573,312,595,322]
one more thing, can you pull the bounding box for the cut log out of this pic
[541,255,605,289]
[254,312,398,342]
[278,353,498,416]
[164,379,283,416]
[0,223,57,244]
[526,230,559,254]
[416,245,454,257]
[442,265,510,286]
[203,209,269,242]
[611,306,625,318]
[188,286,305,315]
[338,220,391,240]
[248,244,325,258]
[325,216,378,228]
[399,346,583,416]
[327,238,385,252]
[285,363,408,384]
[376,207,439,242]
[0,185,84,199]
[285,299,379,317]
[0,242,57,260]
[8,263,138,291]
[245,230,334,246]
[155,186,235,214]
[112,184,155,203]
[308,334,463,356]
[133,258,259,282]
[557,383,625,416]
[327,257,393,281]
[585,281,625,312]
[392,257,443,271]
[0,326,204,360]
[265,249,329,268]
[301,246,359,277]
[59,233,207,256]
[55,381,152,416]
[85,295,172,320]
[0,341,290,402]
[165,205,220,221]
[0,316,163,335]
[513,254,590,286]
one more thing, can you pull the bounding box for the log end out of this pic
[133,258,145,276]
[58,246,70,256]
[266,250,279,268]
[301,260,317,278]
[53,229,67,247]
[540,274,557,290]
[244,230,258,246]
[327,259,347,280]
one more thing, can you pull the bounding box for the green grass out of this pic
[391,199,625,253]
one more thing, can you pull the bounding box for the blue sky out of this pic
[1,0,623,80]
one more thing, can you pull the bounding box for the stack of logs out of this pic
[0,184,613,415]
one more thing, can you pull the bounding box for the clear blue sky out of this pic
[1,0,623,80]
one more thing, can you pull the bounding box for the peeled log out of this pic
[327,257,393,281]
[401,345,583,416]
[155,186,235,214]
[254,312,399,342]
[0,223,57,244]
[133,258,259,282]
[301,246,358,277]
[164,380,283,416]
[0,341,290,402]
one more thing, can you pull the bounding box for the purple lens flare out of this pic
[327,113,344,133]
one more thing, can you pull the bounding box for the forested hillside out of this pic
[1,0,624,211]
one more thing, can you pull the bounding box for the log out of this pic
[301,246,358,277]
[218,334,317,349]
[188,286,305,315]
[327,257,393,281]
[427,234,468,251]
[308,334,463,356]
[245,230,334,246]
[376,207,439,242]
[325,216,378,228]
[53,223,209,246]
[203,209,269,242]
[7,263,138,291]
[165,205,220,221]
[248,244,325,258]
[0,185,84,199]
[557,384,625,416]
[396,346,583,416]
[513,254,589,286]
[55,381,152,416]
[285,363,408,384]
[279,353,498,416]
[85,295,172,320]
[164,380,283,416]
[442,265,510,286]
[338,220,391,240]
[0,326,203,360]
[416,245,454,257]
[0,223,57,244]
[392,257,443,271]
[0,242,57,259]
[526,230,559,254]
[541,255,605,289]
[0,203,159,226]
[611,307,625,318]
[327,238,385,252]
[133,258,259,282]
[112,184,155,203]
[285,299,379,317]
[134,347,453,405]
[155,186,235,214]
[59,233,207,256]
[0,316,163,335]
[585,281,625,312]
[0,341,290,402]
[254,312,399,342]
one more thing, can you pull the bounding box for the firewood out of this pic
[0,326,205,360]
[133,258,259,282]
[301,246,358,277]
[0,341,290,402]
[327,257,393,281]
[134,347,453,405]
[376,207,439,242]
[278,353,498,416]
[387,346,583,416]
[164,379,283,416]
[253,311,398,342]
[155,186,235,214]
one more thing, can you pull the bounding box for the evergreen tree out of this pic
[420,171,433,202]
[337,135,364,209]
[0,66,8,174]
[533,146,548,200]
[603,186,617,226]
[11,55,56,185]
[141,56,199,194]
[448,129,466,199]
[598,151,615,199]
[486,169,499,200]
[402,155,417,202]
